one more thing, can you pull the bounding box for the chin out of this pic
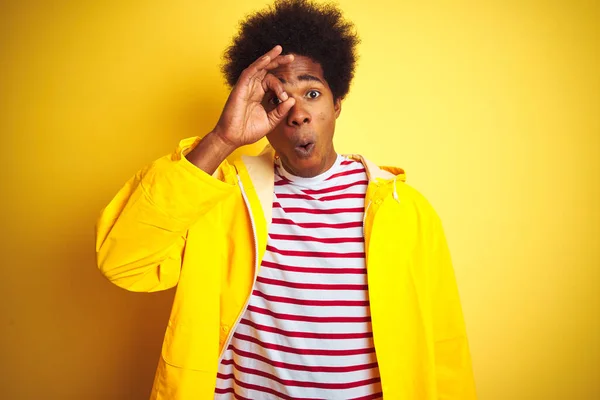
[286,156,325,178]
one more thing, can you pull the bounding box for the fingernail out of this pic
[280,92,288,101]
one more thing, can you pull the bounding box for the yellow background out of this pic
[1,0,598,398]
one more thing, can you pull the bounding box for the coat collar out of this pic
[237,144,406,227]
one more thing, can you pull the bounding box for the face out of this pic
[263,55,341,178]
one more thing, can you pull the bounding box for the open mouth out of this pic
[294,141,315,158]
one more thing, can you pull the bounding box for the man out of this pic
[95,0,477,399]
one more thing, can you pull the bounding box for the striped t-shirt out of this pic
[214,154,382,400]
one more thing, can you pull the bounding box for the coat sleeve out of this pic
[95,138,237,292]
[428,214,478,399]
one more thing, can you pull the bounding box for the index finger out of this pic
[265,54,295,70]
[245,45,284,76]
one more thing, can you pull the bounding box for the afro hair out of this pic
[222,0,360,101]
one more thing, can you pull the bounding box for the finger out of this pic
[267,97,296,128]
[265,54,295,70]
[262,73,288,102]
[260,44,284,64]
[240,45,284,82]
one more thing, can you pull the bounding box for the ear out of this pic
[334,97,342,119]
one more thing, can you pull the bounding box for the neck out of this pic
[281,149,338,178]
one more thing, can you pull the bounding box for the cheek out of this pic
[317,110,334,123]
[266,129,291,154]
[317,110,336,132]
[266,130,282,147]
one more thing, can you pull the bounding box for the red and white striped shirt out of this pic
[214,155,382,400]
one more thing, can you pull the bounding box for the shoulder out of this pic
[368,174,443,233]
[396,181,440,219]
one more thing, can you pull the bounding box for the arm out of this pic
[96,45,296,292]
[428,215,478,399]
[95,135,237,292]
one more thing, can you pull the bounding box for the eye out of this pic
[270,96,282,105]
[306,90,321,99]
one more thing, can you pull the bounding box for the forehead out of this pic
[270,55,328,86]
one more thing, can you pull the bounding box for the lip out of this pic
[293,142,315,158]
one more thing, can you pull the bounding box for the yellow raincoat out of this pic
[96,137,477,399]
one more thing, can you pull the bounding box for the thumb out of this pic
[267,97,295,128]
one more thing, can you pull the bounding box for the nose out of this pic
[286,102,311,127]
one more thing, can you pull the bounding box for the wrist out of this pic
[185,130,237,174]
[209,127,239,155]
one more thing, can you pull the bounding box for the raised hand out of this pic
[213,45,296,148]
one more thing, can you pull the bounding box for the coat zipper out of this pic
[217,175,261,364]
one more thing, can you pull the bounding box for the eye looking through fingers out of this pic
[261,73,288,107]
[270,96,283,106]
[262,92,283,111]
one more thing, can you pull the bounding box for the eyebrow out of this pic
[277,74,324,85]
